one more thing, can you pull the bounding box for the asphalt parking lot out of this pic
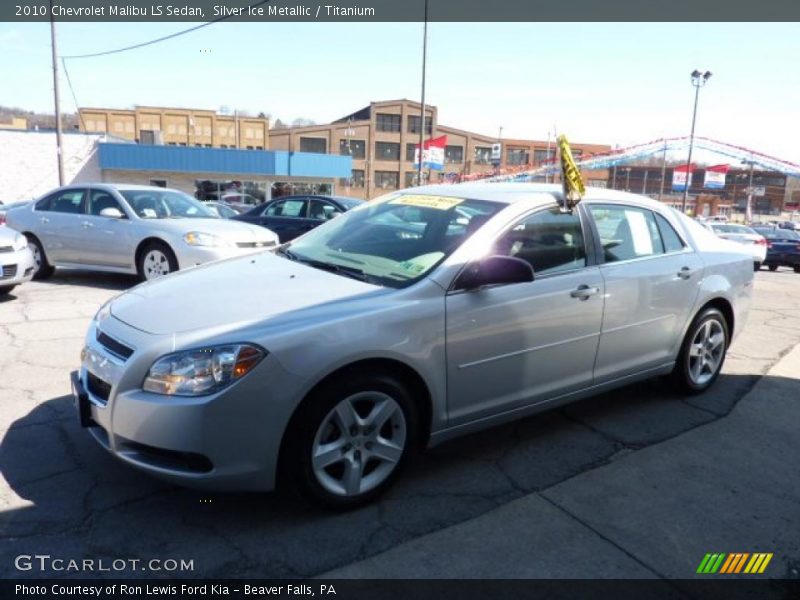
[1,268,799,579]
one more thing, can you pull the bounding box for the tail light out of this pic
[755,238,767,246]
[766,241,773,248]
[0,214,5,225]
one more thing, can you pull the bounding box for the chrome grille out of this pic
[236,241,276,249]
[0,246,12,253]
[1,264,17,279]
[96,330,134,361]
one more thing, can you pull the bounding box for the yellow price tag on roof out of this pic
[389,195,465,210]
[558,135,585,207]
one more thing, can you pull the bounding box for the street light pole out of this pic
[743,160,755,223]
[681,69,712,213]
[417,0,429,187]
[49,0,64,186]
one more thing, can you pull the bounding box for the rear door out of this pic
[33,188,87,263]
[587,203,703,381]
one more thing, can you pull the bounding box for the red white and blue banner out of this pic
[703,164,729,189]
[671,164,694,191]
[414,135,447,171]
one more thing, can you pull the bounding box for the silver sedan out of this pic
[71,184,753,507]
[6,184,278,281]
[0,225,35,296]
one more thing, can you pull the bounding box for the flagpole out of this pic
[417,0,429,186]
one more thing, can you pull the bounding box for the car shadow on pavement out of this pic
[0,372,767,579]
[38,269,138,291]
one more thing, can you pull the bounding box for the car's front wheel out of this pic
[768,264,778,272]
[137,241,178,281]
[0,285,16,296]
[281,372,418,508]
[671,307,729,395]
[754,261,761,271]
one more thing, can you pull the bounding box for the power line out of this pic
[61,0,270,60]
[61,58,86,131]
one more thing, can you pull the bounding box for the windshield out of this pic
[711,224,755,234]
[755,228,799,240]
[283,193,504,288]
[120,189,217,219]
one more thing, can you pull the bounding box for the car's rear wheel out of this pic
[794,265,800,274]
[26,235,54,280]
[768,264,778,271]
[281,372,417,509]
[137,241,178,281]
[754,261,761,271]
[670,307,729,395]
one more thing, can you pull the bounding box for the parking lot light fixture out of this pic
[682,69,713,213]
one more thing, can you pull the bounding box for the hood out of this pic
[110,252,380,334]
[153,218,278,243]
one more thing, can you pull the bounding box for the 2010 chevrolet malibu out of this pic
[71,184,753,507]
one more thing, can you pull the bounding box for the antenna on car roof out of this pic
[557,134,585,214]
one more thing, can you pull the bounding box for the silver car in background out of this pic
[71,184,753,508]
[0,225,35,296]
[6,184,279,281]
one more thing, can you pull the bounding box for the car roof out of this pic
[398,182,668,211]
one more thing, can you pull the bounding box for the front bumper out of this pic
[175,241,276,270]
[73,317,306,491]
[0,246,35,287]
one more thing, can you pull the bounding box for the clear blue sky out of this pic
[1,22,799,163]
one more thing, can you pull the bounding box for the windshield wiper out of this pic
[276,247,373,283]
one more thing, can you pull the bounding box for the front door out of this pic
[445,206,605,425]
[77,188,137,268]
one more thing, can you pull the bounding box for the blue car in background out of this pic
[752,226,800,272]
[232,195,364,242]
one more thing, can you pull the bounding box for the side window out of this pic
[35,193,59,212]
[265,199,307,218]
[655,213,686,253]
[493,207,587,276]
[48,190,86,215]
[88,189,124,217]
[309,199,340,221]
[589,205,665,263]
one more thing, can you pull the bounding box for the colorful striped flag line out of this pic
[697,553,773,574]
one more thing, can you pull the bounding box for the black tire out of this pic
[26,235,54,280]
[0,285,16,295]
[670,307,729,395]
[794,265,800,274]
[136,241,179,282]
[768,264,778,272]
[280,372,419,509]
[754,262,761,271]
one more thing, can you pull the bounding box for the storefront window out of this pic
[271,182,333,199]
[194,180,267,204]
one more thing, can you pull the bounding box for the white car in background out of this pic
[0,225,35,296]
[6,184,279,281]
[705,223,767,271]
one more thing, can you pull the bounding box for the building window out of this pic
[256,146,263,150]
[299,137,327,153]
[534,149,556,163]
[376,113,401,132]
[341,169,365,188]
[339,139,366,159]
[246,145,254,150]
[406,143,418,162]
[474,146,492,164]
[149,179,167,188]
[404,172,422,188]
[374,171,399,189]
[445,145,464,164]
[407,115,432,134]
[376,142,401,161]
[506,149,529,166]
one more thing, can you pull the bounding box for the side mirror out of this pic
[457,255,534,290]
[99,207,124,219]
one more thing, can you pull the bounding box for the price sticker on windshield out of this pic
[389,195,465,210]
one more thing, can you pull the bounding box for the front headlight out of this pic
[143,344,265,396]
[12,233,28,251]
[183,231,234,248]
[93,298,112,324]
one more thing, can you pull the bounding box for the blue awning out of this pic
[98,143,352,178]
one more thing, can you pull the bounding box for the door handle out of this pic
[570,285,600,300]
[82,221,94,229]
[677,267,693,280]
[40,217,49,224]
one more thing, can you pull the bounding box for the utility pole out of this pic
[50,0,64,186]
[417,0,429,187]
[659,141,667,201]
[744,160,755,223]
[682,70,712,212]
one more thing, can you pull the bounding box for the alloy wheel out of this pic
[143,249,171,280]
[687,319,726,386]
[311,391,407,497]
